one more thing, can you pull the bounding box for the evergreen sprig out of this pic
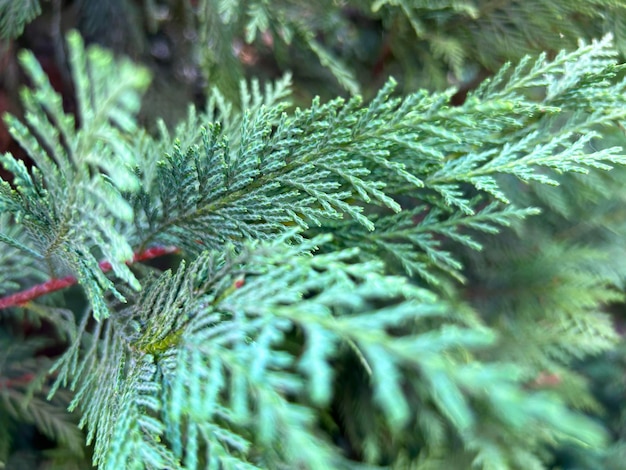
[1,27,626,469]
[0,31,150,319]
[135,34,626,288]
[46,234,609,468]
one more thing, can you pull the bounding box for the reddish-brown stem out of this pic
[0,372,36,389]
[0,246,180,310]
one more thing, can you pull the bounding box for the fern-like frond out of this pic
[0,214,47,297]
[49,309,177,469]
[2,23,626,468]
[0,31,150,319]
[102,357,177,470]
[141,36,626,288]
[0,0,41,39]
[138,76,460,254]
[50,234,611,468]
[330,201,539,284]
[424,37,626,208]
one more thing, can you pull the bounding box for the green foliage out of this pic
[3,3,626,469]
[0,214,47,296]
[0,0,40,40]
[370,0,626,87]
[144,34,626,287]
[46,234,610,469]
[194,0,360,98]
[0,31,150,319]
[185,0,626,97]
[0,334,85,469]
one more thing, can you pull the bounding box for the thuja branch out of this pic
[0,246,180,309]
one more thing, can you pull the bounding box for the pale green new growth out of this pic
[0,31,150,319]
[48,235,609,468]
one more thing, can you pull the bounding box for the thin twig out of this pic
[0,246,180,310]
[0,372,36,389]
